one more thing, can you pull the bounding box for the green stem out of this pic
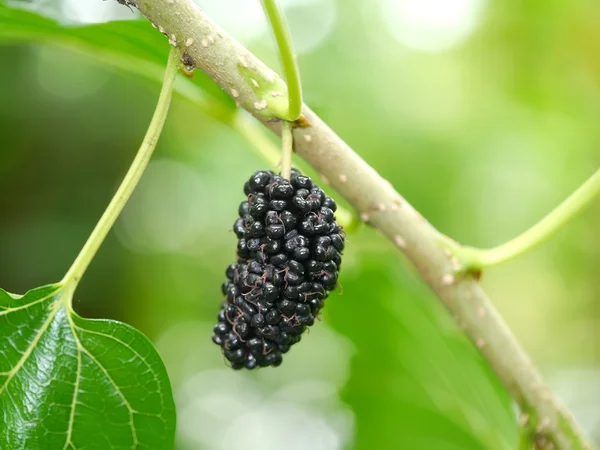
[280,120,293,179]
[261,0,303,121]
[61,48,180,299]
[448,168,600,270]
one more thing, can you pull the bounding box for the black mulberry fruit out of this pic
[212,169,344,369]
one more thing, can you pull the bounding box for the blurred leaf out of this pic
[0,2,236,122]
[326,253,518,450]
[0,285,176,449]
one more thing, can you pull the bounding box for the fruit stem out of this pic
[444,167,600,271]
[280,120,293,180]
[232,114,358,228]
[261,0,303,121]
[61,48,180,299]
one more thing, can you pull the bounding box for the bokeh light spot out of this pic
[115,159,214,254]
[61,0,140,24]
[381,0,486,53]
[196,0,336,54]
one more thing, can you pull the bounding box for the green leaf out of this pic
[0,2,236,122]
[0,285,176,449]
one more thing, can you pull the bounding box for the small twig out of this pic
[445,168,600,271]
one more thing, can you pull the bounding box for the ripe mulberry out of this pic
[212,169,344,369]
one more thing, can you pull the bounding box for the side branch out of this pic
[446,168,600,271]
[132,0,594,448]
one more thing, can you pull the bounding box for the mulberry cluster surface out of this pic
[212,169,344,369]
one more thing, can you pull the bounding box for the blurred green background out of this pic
[0,0,599,448]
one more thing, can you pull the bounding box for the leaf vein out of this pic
[0,304,60,393]
[0,288,59,317]
[73,325,166,412]
[70,322,139,450]
[62,319,82,450]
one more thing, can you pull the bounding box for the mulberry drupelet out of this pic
[212,169,344,369]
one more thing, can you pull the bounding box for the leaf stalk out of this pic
[61,48,180,299]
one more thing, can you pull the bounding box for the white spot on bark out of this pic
[477,306,486,318]
[158,25,165,34]
[254,100,268,110]
[377,203,386,212]
[185,38,194,47]
[304,134,312,143]
[320,174,329,185]
[441,273,454,286]
[231,89,239,98]
[360,212,370,222]
[394,235,406,248]
[201,39,208,48]
[476,338,485,348]
[251,79,260,88]
[518,413,529,426]
[264,71,276,83]
[536,417,552,432]
[151,23,157,29]
[450,257,461,271]
[339,174,348,183]
[209,36,215,44]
